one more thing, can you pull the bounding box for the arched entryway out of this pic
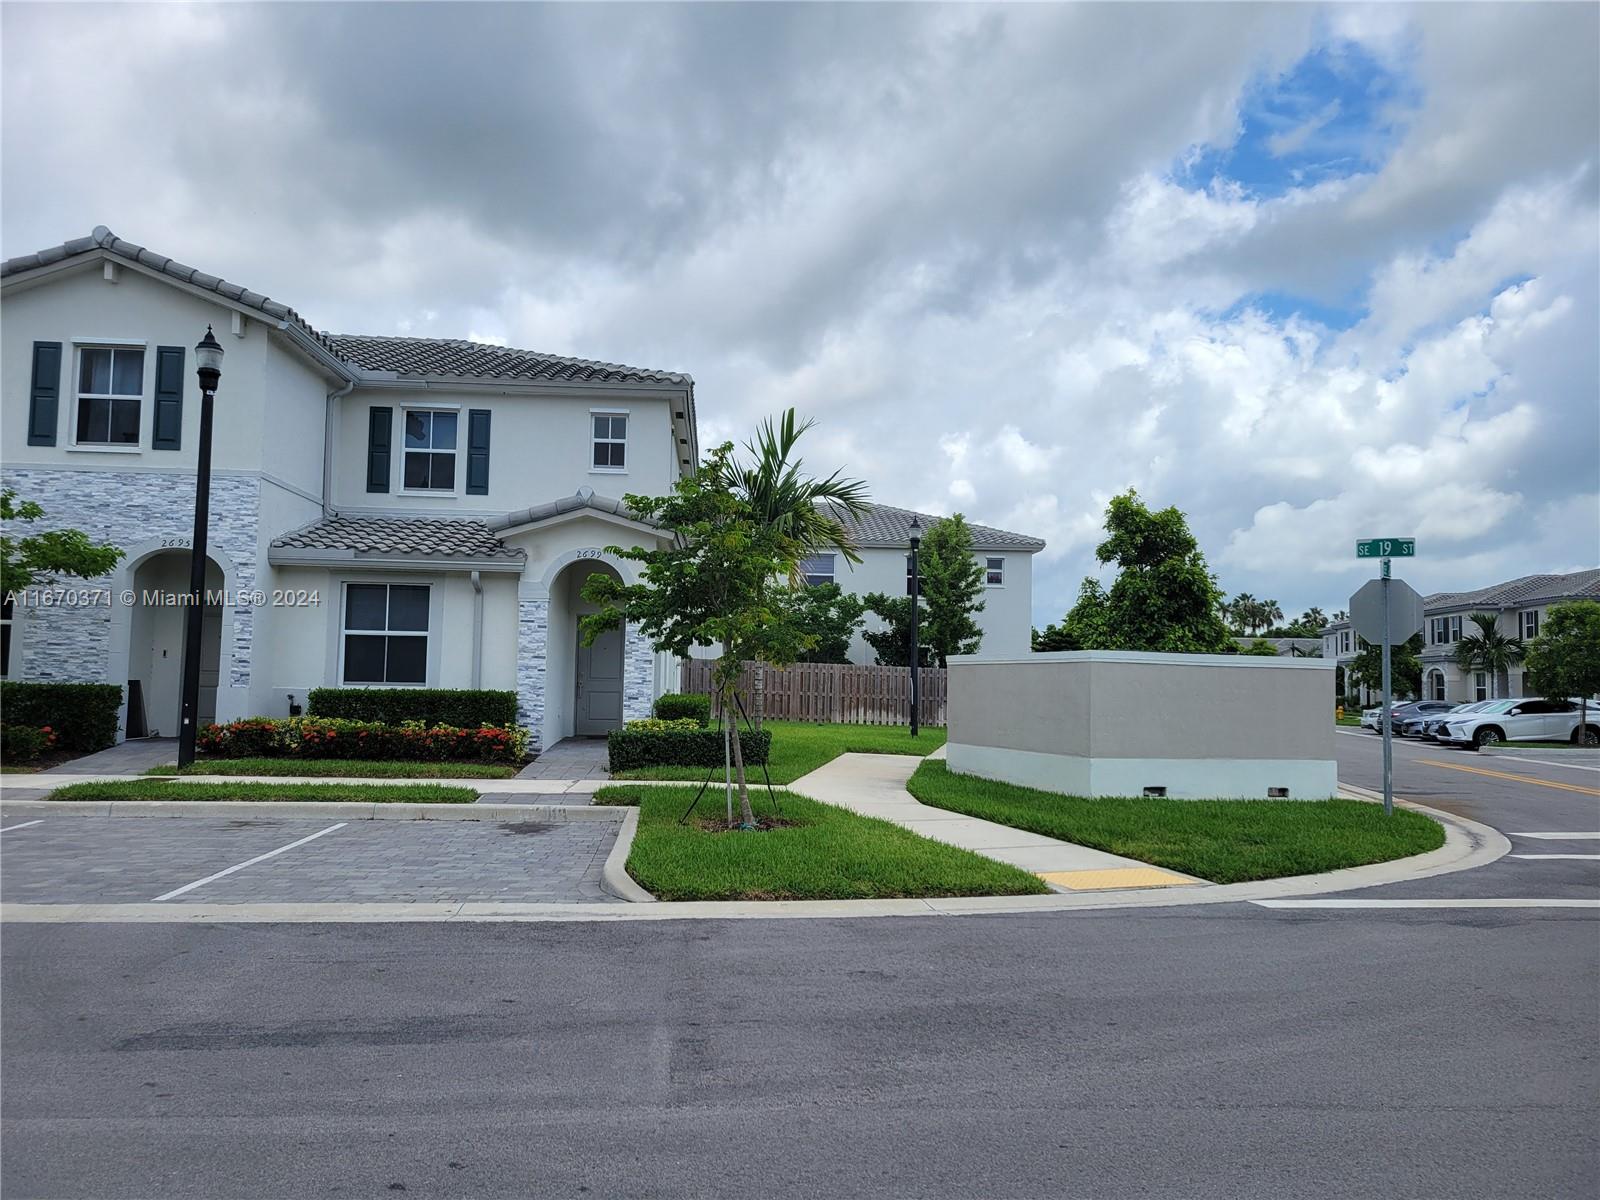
[125,552,224,738]
[544,558,626,741]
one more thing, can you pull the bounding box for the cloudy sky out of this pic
[5,2,1596,627]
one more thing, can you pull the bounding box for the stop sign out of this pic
[1350,577,1425,644]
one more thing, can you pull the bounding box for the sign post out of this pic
[1351,541,1423,816]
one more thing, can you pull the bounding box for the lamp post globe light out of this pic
[176,325,223,768]
[908,514,920,738]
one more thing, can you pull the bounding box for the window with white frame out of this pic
[592,413,627,470]
[801,554,835,587]
[1428,670,1445,701]
[342,583,429,685]
[1520,609,1540,641]
[985,556,1005,586]
[1341,631,1351,653]
[75,346,144,444]
[402,410,458,490]
[1474,671,1488,702]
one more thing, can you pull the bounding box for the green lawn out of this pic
[1335,716,1362,727]
[611,720,946,784]
[592,782,1045,901]
[47,780,477,804]
[906,761,1444,885]
[147,758,518,779]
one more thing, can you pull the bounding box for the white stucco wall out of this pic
[329,387,680,516]
[837,546,1035,663]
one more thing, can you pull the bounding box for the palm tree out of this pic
[1229,593,1257,634]
[1453,611,1525,700]
[1298,606,1328,634]
[1259,599,1284,633]
[719,409,870,728]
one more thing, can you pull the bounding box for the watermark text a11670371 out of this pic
[4,586,322,610]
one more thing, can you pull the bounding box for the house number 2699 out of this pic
[576,548,603,559]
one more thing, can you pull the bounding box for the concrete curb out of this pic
[599,806,656,903]
[0,799,625,823]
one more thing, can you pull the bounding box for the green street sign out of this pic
[1356,538,1415,559]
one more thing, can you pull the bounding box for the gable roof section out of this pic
[487,488,653,533]
[2,227,691,388]
[2,226,338,358]
[270,516,525,571]
[1424,568,1600,611]
[835,503,1046,552]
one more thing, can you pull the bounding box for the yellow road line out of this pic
[1419,759,1600,797]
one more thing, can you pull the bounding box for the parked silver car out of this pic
[1413,702,1492,741]
[1438,699,1600,749]
[1391,700,1456,737]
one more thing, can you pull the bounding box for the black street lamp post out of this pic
[908,515,920,738]
[176,326,224,768]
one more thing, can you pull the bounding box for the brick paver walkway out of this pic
[518,738,610,780]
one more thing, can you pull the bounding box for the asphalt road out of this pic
[3,909,1596,1200]
[3,738,1596,1199]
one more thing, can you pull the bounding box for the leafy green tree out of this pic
[781,582,866,664]
[1523,600,1600,744]
[861,594,934,667]
[581,441,853,828]
[1052,491,1233,653]
[1347,633,1424,699]
[1453,611,1524,700]
[1244,638,1281,656]
[1032,621,1079,652]
[914,514,986,666]
[1,489,124,596]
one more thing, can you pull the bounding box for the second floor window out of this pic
[403,410,457,490]
[592,413,627,469]
[985,557,1005,586]
[1431,615,1462,645]
[801,554,835,586]
[76,346,143,444]
[1520,609,1539,641]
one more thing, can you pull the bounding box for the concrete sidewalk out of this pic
[786,753,1206,892]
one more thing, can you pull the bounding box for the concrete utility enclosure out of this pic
[945,651,1337,799]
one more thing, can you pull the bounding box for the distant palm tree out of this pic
[1260,599,1284,632]
[1453,611,1525,700]
[1299,606,1328,633]
[719,409,870,727]
[1332,609,1349,623]
[1229,592,1258,634]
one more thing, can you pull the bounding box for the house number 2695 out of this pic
[576,548,603,559]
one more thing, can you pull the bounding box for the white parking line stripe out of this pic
[1254,898,1600,909]
[0,820,44,833]
[1510,832,1600,840]
[1510,854,1600,860]
[152,823,347,902]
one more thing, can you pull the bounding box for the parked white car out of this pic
[1438,699,1600,749]
[1360,702,1409,731]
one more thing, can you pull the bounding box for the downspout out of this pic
[322,378,356,518]
[470,570,484,689]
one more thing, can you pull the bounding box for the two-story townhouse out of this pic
[2,227,698,750]
[800,504,1044,663]
[1320,568,1600,704]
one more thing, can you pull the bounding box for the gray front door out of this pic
[574,624,624,735]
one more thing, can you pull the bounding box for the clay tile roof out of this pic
[271,516,524,562]
[326,334,692,386]
[834,502,1046,552]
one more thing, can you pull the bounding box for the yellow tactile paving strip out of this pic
[1039,867,1198,891]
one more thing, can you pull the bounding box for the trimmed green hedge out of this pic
[0,682,122,752]
[653,693,711,726]
[1,724,57,763]
[306,688,517,727]
[607,726,771,772]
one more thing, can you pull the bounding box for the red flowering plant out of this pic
[192,715,528,763]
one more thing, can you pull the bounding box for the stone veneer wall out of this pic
[3,468,260,689]
[516,596,549,747]
[623,623,654,721]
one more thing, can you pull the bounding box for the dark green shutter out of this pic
[466,409,491,494]
[366,406,392,492]
[27,341,62,446]
[151,346,185,449]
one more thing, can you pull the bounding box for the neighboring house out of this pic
[1320,568,1600,703]
[1,226,701,749]
[804,503,1045,664]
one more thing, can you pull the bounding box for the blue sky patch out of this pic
[1178,38,1420,201]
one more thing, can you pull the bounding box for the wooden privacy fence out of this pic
[678,660,947,727]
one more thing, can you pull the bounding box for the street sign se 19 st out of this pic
[1356,538,1415,559]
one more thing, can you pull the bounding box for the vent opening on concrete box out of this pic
[1142,786,1167,798]
[1268,787,1289,798]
